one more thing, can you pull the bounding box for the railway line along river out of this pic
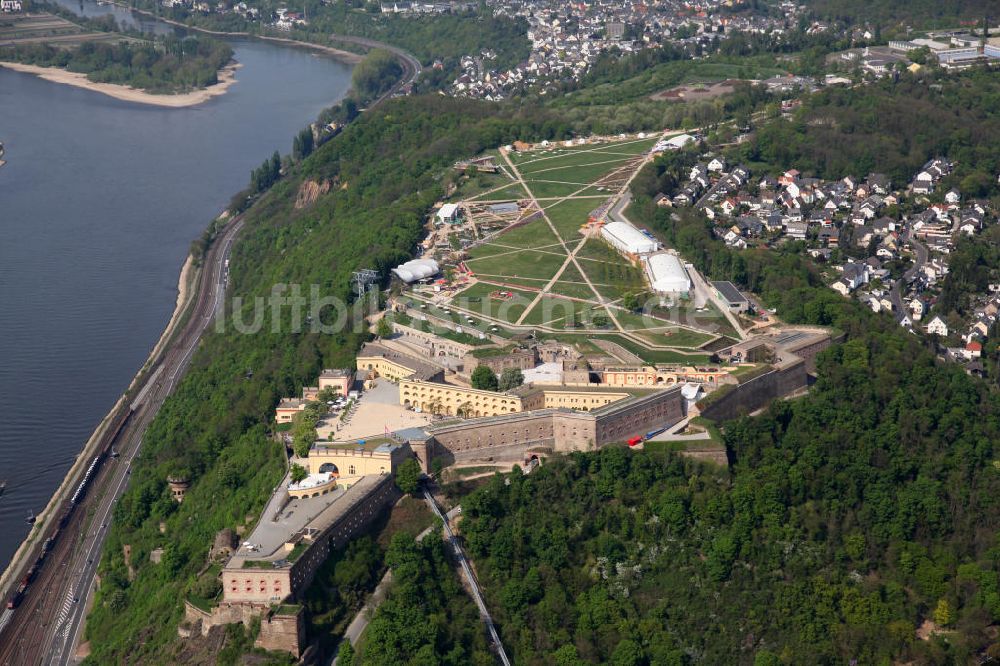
[0,0,353,570]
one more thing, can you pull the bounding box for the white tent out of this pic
[601,221,660,255]
[645,253,691,294]
[392,259,440,283]
[664,133,696,150]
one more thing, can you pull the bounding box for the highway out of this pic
[0,216,244,665]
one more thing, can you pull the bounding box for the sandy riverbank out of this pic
[0,61,241,107]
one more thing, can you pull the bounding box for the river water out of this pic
[0,3,353,569]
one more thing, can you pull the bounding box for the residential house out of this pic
[785,220,808,240]
[926,315,949,337]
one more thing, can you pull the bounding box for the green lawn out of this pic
[545,263,601,301]
[449,281,537,322]
[517,141,648,174]
[487,217,564,249]
[522,179,589,199]
[630,327,715,348]
[466,248,567,282]
[521,296,603,327]
[544,197,601,238]
[577,257,646,300]
[575,237,625,262]
[600,334,711,364]
[526,158,636,187]
[450,170,516,201]
[465,180,529,201]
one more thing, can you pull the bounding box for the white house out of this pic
[664,134,697,150]
[926,316,949,337]
[436,203,461,224]
[707,157,726,172]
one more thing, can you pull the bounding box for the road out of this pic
[327,34,422,102]
[0,216,243,666]
[889,230,928,321]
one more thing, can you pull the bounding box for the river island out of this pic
[0,11,238,107]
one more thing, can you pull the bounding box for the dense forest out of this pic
[350,48,402,103]
[0,35,233,93]
[733,69,1000,196]
[81,95,574,663]
[461,338,1000,663]
[126,0,529,79]
[803,0,996,26]
[347,532,495,665]
[454,164,1000,662]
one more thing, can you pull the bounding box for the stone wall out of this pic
[222,475,399,605]
[464,347,538,375]
[424,387,686,463]
[256,608,305,656]
[698,358,807,422]
[183,602,305,657]
[592,388,686,446]
[392,322,478,363]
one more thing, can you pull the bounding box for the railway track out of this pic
[0,217,243,665]
[0,34,419,661]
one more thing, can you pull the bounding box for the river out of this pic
[0,1,353,569]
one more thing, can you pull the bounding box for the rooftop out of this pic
[711,280,748,303]
[227,475,388,570]
[357,341,442,380]
[288,472,336,492]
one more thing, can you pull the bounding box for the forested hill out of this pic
[81,95,572,663]
[459,258,1000,663]
[733,69,1000,198]
[803,0,996,26]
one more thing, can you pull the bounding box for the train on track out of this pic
[4,401,139,611]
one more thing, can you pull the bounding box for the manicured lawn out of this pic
[631,327,715,348]
[544,197,601,238]
[602,334,711,364]
[449,281,537,322]
[545,263,601,301]
[466,248,567,282]
[577,258,646,297]
[575,237,626,263]
[522,178,589,199]
[489,217,564,249]
[465,180,529,201]
[526,158,636,187]
[451,170,516,200]
[517,142,645,175]
[521,295,598,327]
[585,136,659,156]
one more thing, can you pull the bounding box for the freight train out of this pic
[4,404,137,611]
